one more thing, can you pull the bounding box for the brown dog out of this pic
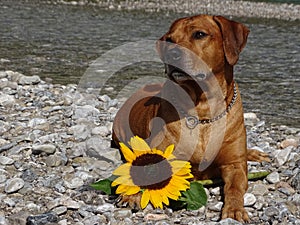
[112,15,269,222]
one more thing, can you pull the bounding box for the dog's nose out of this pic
[167,47,181,62]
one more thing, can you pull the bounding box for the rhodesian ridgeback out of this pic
[112,15,269,222]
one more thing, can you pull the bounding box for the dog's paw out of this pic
[116,193,142,210]
[247,149,271,163]
[221,206,250,223]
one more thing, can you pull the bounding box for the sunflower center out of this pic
[130,153,172,190]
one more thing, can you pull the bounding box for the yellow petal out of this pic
[160,189,169,206]
[150,190,163,209]
[167,184,183,195]
[130,136,151,152]
[120,143,136,162]
[125,185,140,195]
[151,148,164,156]
[112,163,131,176]
[172,166,191,176]
[163,144,175,159]
[115,184,130,194]
[170,160,191,169]
[141,189,150,209]
[111,175,134,186]
[169,176,190,190]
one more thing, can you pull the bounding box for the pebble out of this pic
[266,171,280,184]
[274,146,293,166]
[32,144,56,155]
[0,156,14,165]
[244,193,256,206]
[0,71,299,224]
[280,138,299,149]
[26,212,58,225]
[4,178,25,193]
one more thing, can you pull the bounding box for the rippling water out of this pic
[0,1,299,127]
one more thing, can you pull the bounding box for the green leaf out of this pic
[178,181,207,210]
[90,175,117,195]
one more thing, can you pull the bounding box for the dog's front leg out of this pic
[220,162,250,222]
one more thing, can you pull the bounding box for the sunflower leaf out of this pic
[90,175,117,195]
[179,181,207,210]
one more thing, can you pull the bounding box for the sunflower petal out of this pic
[115,184,130,194]
[130,136,151,151]
[141,189,150,209]
[163,144,175,159]
[125,185,140,195]
[170,160,191,169]
[112,163,131,176]
[112,175,134,186]
[150,190,163,209]
[119,143,136,162]
[172,166,192,176]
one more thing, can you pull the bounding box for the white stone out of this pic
[0,156,14,165]
[274,146,293,166]
[5,178,25,193]
[266,171,280,184]
[244,193,256,206]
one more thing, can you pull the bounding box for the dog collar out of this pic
[171,83,238,129]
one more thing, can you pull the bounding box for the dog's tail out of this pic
[247,149,271,162]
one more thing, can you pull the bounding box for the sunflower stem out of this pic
[195,171,270,186]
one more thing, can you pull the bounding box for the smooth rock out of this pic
[45,155,64,167]
[61,198,82,209]
[114,209,132,219]
[63,177,84,189]
[280,138,299,149]
[52,206,68,215]
[248,184,269,196]
[69,124,91,141]
[91,126,110,136]
[95,203,114,213]
[274,146,293,166]
[83,215,107,225]
[244,193,256,206]
[18,75,41,85]
[0,94,15,106]
[266,171,280,184]
[0,156,14,165]
[208,202,223,212]
[32,144,56,155]
[5,178,25,193]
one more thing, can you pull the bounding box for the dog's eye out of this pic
[192,31,208,39]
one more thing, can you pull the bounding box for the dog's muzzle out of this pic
[165,64,207,82]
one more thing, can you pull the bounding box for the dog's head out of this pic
[156,15,249,85]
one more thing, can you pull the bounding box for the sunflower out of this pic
[112,136,193,209]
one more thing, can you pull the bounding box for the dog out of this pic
[112,15,269,222]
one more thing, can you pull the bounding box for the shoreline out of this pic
[46,0,300,21]
[0,71,299,224]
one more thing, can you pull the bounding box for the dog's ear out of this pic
[213,16,249,65]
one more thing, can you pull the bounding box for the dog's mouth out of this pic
[166,65,207,82]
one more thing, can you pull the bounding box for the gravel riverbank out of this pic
[0,71,299,224]
[49,0,300,21]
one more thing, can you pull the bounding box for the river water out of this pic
[0,1,299,127]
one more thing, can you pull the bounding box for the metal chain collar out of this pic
[171,83,238,129]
